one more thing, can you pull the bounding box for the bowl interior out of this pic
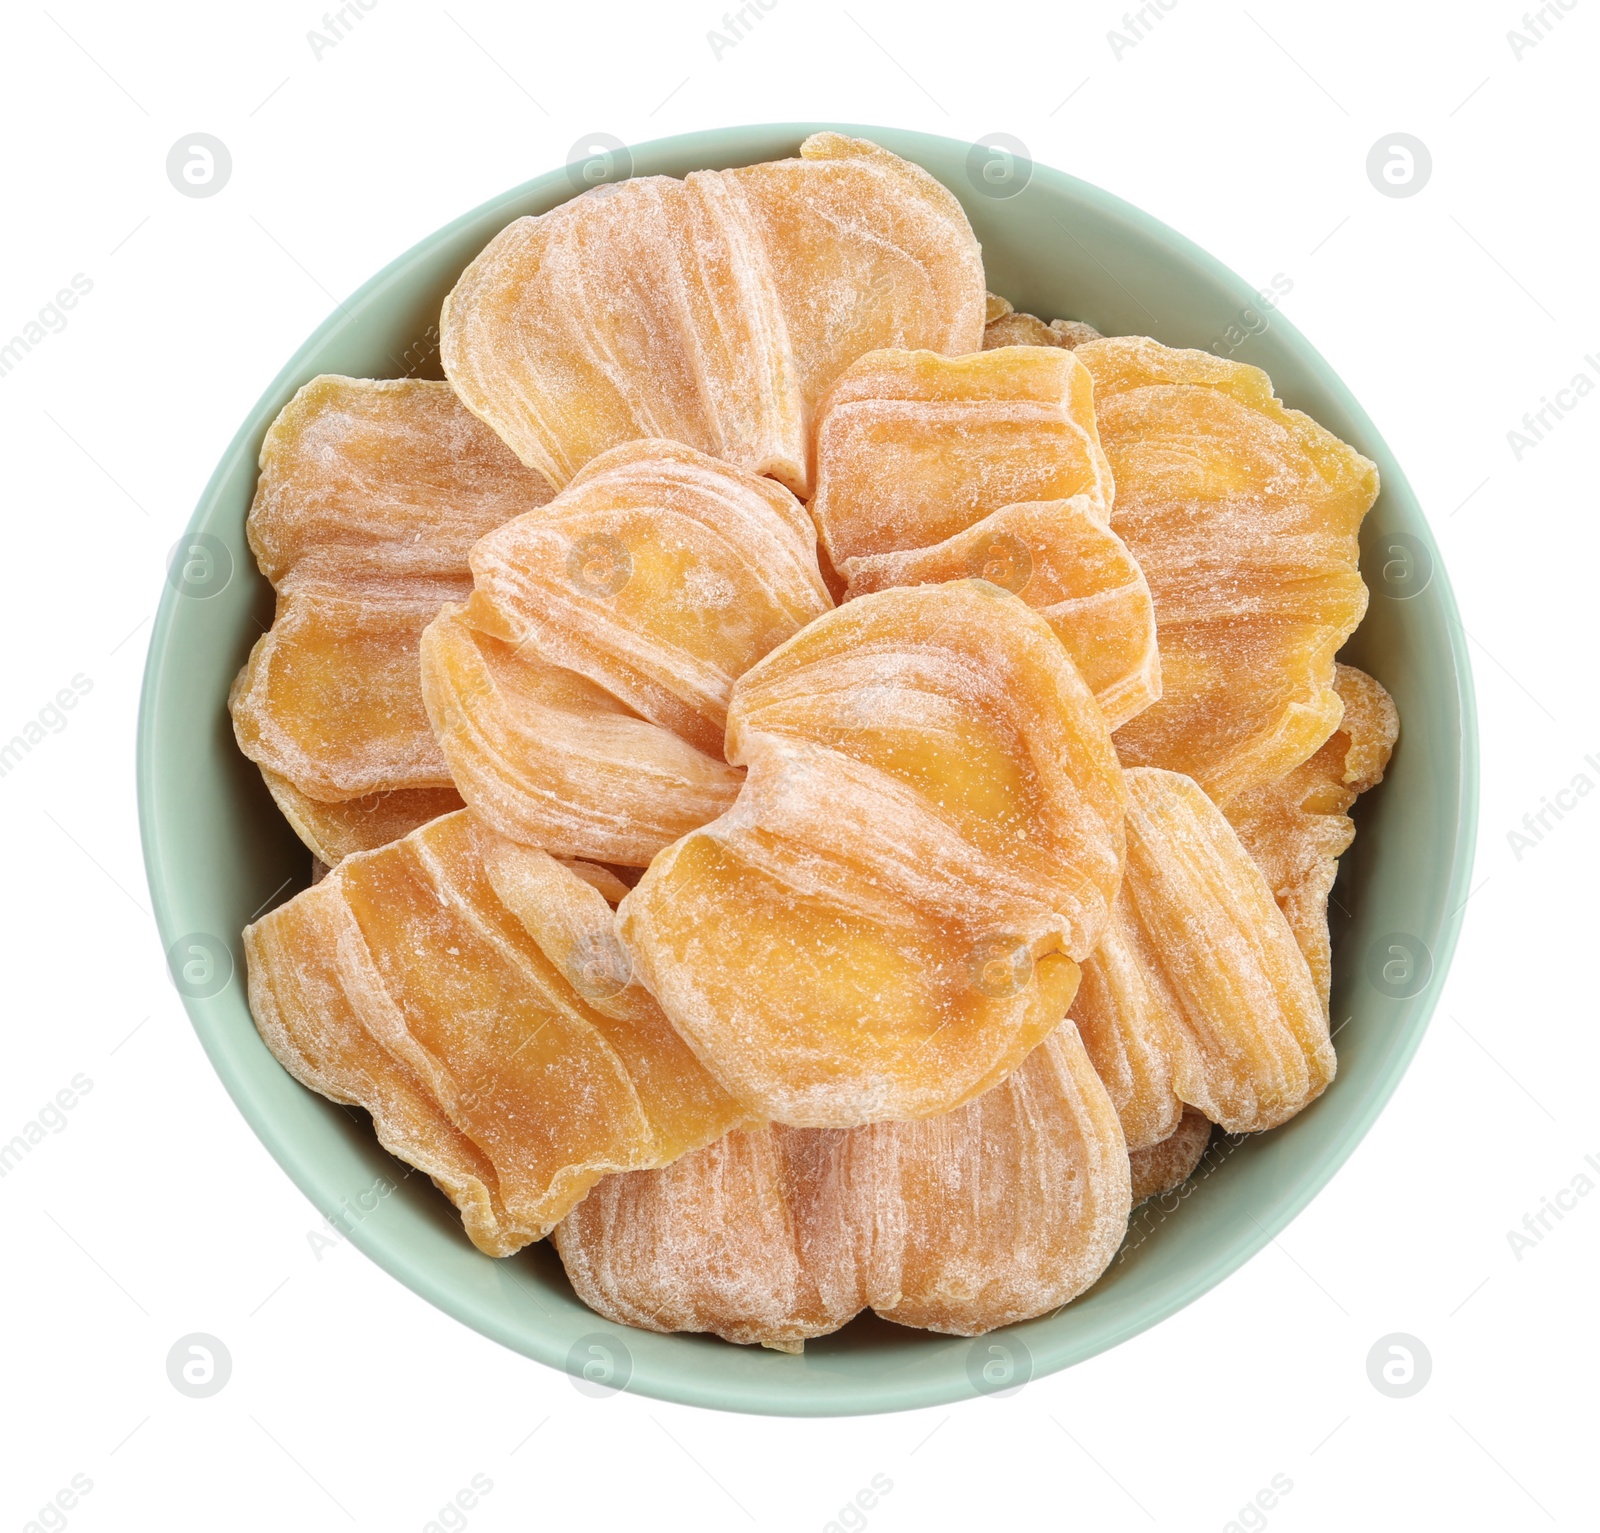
[137,124,1477,1416]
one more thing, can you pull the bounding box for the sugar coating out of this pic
[246,376,553,596]
[619,583,1126,1127]
[466,439,831,755]
[554,1023,1130,1349]
[233,592,456,801]
[811,345,1114,562]
[844,495,1160,730]
[421,607,742,867]
[478,829,755,1156]
[442,134,985,498]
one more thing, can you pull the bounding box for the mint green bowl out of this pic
[137,124,1477,1416]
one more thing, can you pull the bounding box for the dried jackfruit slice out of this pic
[1226,664,1398,1008]
[812,350,1152,729]
[619,583,1126,1127]
[828,1021,1130,1335]
[460,439,831,757]
[442,133,985,498]
[1128,1108,1212,1205]
[477,831,749,1159]
[244,811,745,1256]
[983,294,1101,351]
[232,593,455,801]
[983,309,1062,349]
[247,863,519,1256]
[1078,337,1379,804]
[247,376,553,595]
[420,606,742,866]
[1072,768,1334,1139]
[811,345,1113,563]
[554,1024,1130,1348]
[726,135,986,472]
[1068,879,1191,1153]
[421,440,829,864]
[842,497,1160,729]
[231,376,550,822]
[555,1126,833,1353]
[260,768,463,866]
[808,347,1155,725]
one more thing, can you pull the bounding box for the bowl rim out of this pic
[137,121,1479,1416]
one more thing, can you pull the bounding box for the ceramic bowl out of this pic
[137,124,1477,1416]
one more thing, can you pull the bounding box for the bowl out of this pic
[137,123,1477,1416]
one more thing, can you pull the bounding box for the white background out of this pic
[1,1,1595,1529]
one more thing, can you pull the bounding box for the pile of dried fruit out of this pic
[234,135,1396,1350]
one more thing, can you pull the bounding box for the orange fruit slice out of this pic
[420,440,831,865]
[245,810,746,1256]
[1226,664,1398,1010]
[558,1126,829,1352]
[808,346,1158,726]
[442,134,984,498]
[619,583,1126,1127]
[246,375,552,593]
[232,591,453,801]
[1072,768,1334,1144]
[1078,337,1379,803]
[420,609,742,868]
[259,770,462,868]
[554,1024,1129,1349]
[844,496,1160,729]
[230,376,550,852]
[811,345,1112,556]
[982,293,1101,350]
[1128,1108,1212,1205]
[477,831,744,1157]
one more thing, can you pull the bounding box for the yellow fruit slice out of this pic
[1068,879,1192,1153]
[841,1021,1130,1335]
[442,134,984,498]
[232,592,453,800]
[808,346,1156,725]
[1128,1108,1212,1205]
[620,583,1126,1127]
[247,865,518,1256]
[1226,664,1398,1010]
[477,830,748,1160]
[461,439,832,756]
[1072,768,1334,1140]
[245,811,745,1256]
[557,1126,829,1353]
[420,440,829,864]
[844,497,1160,729]
[1078,337,1378,803]
[554,1024,1129,1348]
[231,375,550,833]
[982,294,1101,351]
[420,606,742,867]
[811,345,1113,559]
[259,769,463,866]
[247,375,552,594]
